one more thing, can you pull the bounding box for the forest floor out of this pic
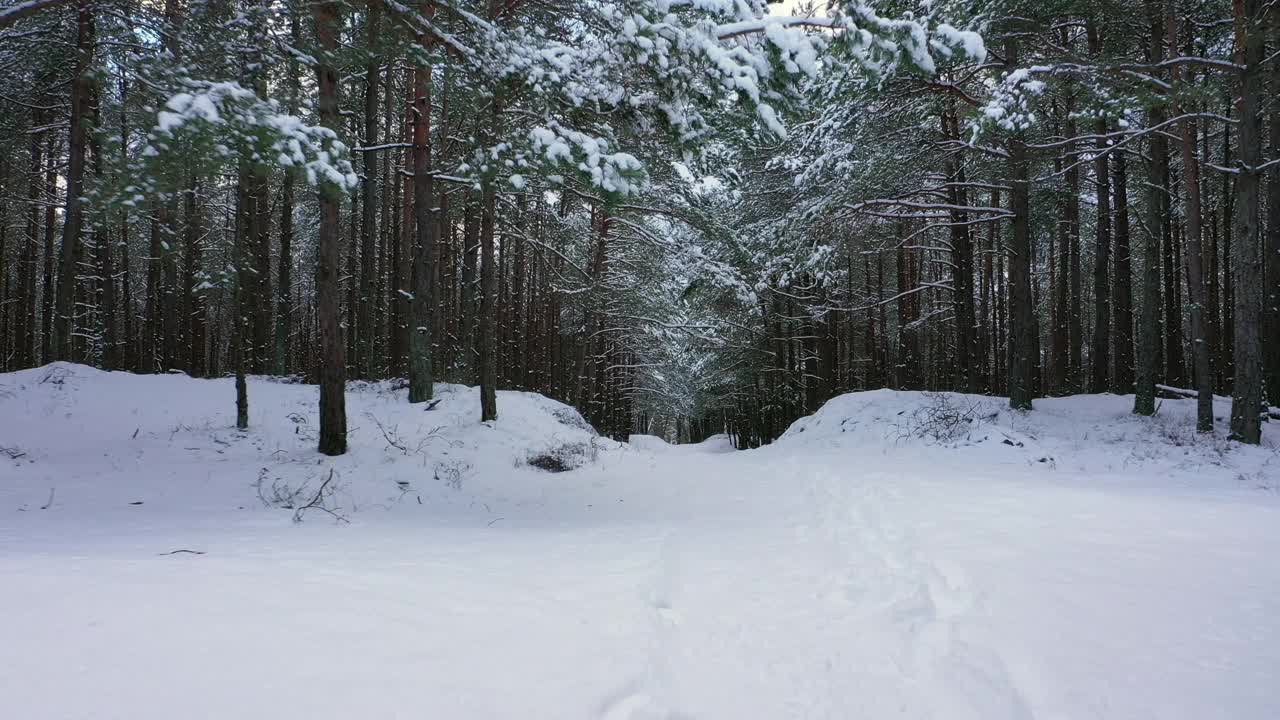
[2,364,1279,720]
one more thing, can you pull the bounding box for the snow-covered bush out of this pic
[526,440,598,473]
[893,392,994,446]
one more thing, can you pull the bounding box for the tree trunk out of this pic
[479,186,498,421]
[273,13,301,376]
[1263,20,1280,407]
[1065,115,1083,392]
[1170,10,1213,432]
[183,180,205,376]
[1229,0,1264,443]
[1085,22,1112,394]
[17,116,43,368]
[1161,153,1184,386]
[1135,0,1166,416]
[314,0,347,455]
[142,205,159,373]
[461,198,478,369]
[358,0,381,380]
[1005,41,1037,410]
[512,194,527,389]
[1220,99,1235,391]
[408,0,436,403]
[943,105,977,392]
[53,5,93,361]
[1112,150,1135,394]
[233,179,250,429]
[249,170,271,374]
[1050,138,1070,395]
[41,140,57,365]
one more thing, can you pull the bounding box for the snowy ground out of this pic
[2,365,1278,720]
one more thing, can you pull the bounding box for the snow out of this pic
[2,365,1278,719]
[145,82,358,193]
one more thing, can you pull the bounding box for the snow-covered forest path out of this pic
[2,367,1278,719]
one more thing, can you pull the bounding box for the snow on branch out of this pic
[0,0,73,30]
[141,81,358,193]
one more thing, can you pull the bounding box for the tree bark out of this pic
[1263,19,1280,407]
[1169,8,1213,431]
[273,12,301,376]
[358,0,381,380]
[314,0,347,455]
[233,179,250,429]
[40,139,57,365]
[1135,0,1166,416]
[1112,151,1135,394]
[408,0,436,403]
[479,186,498,421]
[943,105,977,392]
[1005,40,1037,410]
[53,4,93,361]
[1065,113,1083,392]
[183,180,205,376]
[17,115,43,368]
[1228,0,1264,443]
[1087,21,1111,394]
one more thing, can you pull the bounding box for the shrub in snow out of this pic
[526,440,598,473]
[255,468,348,524]
[547,406,596,435]
[893,392,995,446]
[434,459,473,491]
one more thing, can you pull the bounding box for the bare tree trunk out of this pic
[17,116,43,368]
[459,197,476,364]
[248,170,271,373]
[1112,151,1135,394]
[183,180,205,376]
[314,0,347,455]
[273,13,300,376]
[1263,19,1280,406]
[390,75,414,377]
[357,0,381,380]
[93,111,117,371]
[1161,152,1185,386]
[1229,0,1264,443]
[1087,23,1112,394]
[143,205,165,373]
[409,0,436,403]
[1220,100,1235,390]
[1005,40,1036,410]
[512,194,527,389]
[53,5,93,361]
[479,185,498,421]
[1135,0,1166,416]
[1065,114,1083,392]
[943,104,977,392]
[0,163,8,370]
[1050,137,1069,395]
[233,179,250,429]
[1170,9,1213,431]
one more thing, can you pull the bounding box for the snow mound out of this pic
[686,433,736,453]
[777,388,1278,487]
[780,389,1034,450]
[627,433,672,452]
[0,363,608,521]
[627,432,736,454]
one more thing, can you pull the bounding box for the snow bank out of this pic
[627,432,736,454]
[627,433,672,452]
[0,363,609,521]
[777,388,1278,487]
